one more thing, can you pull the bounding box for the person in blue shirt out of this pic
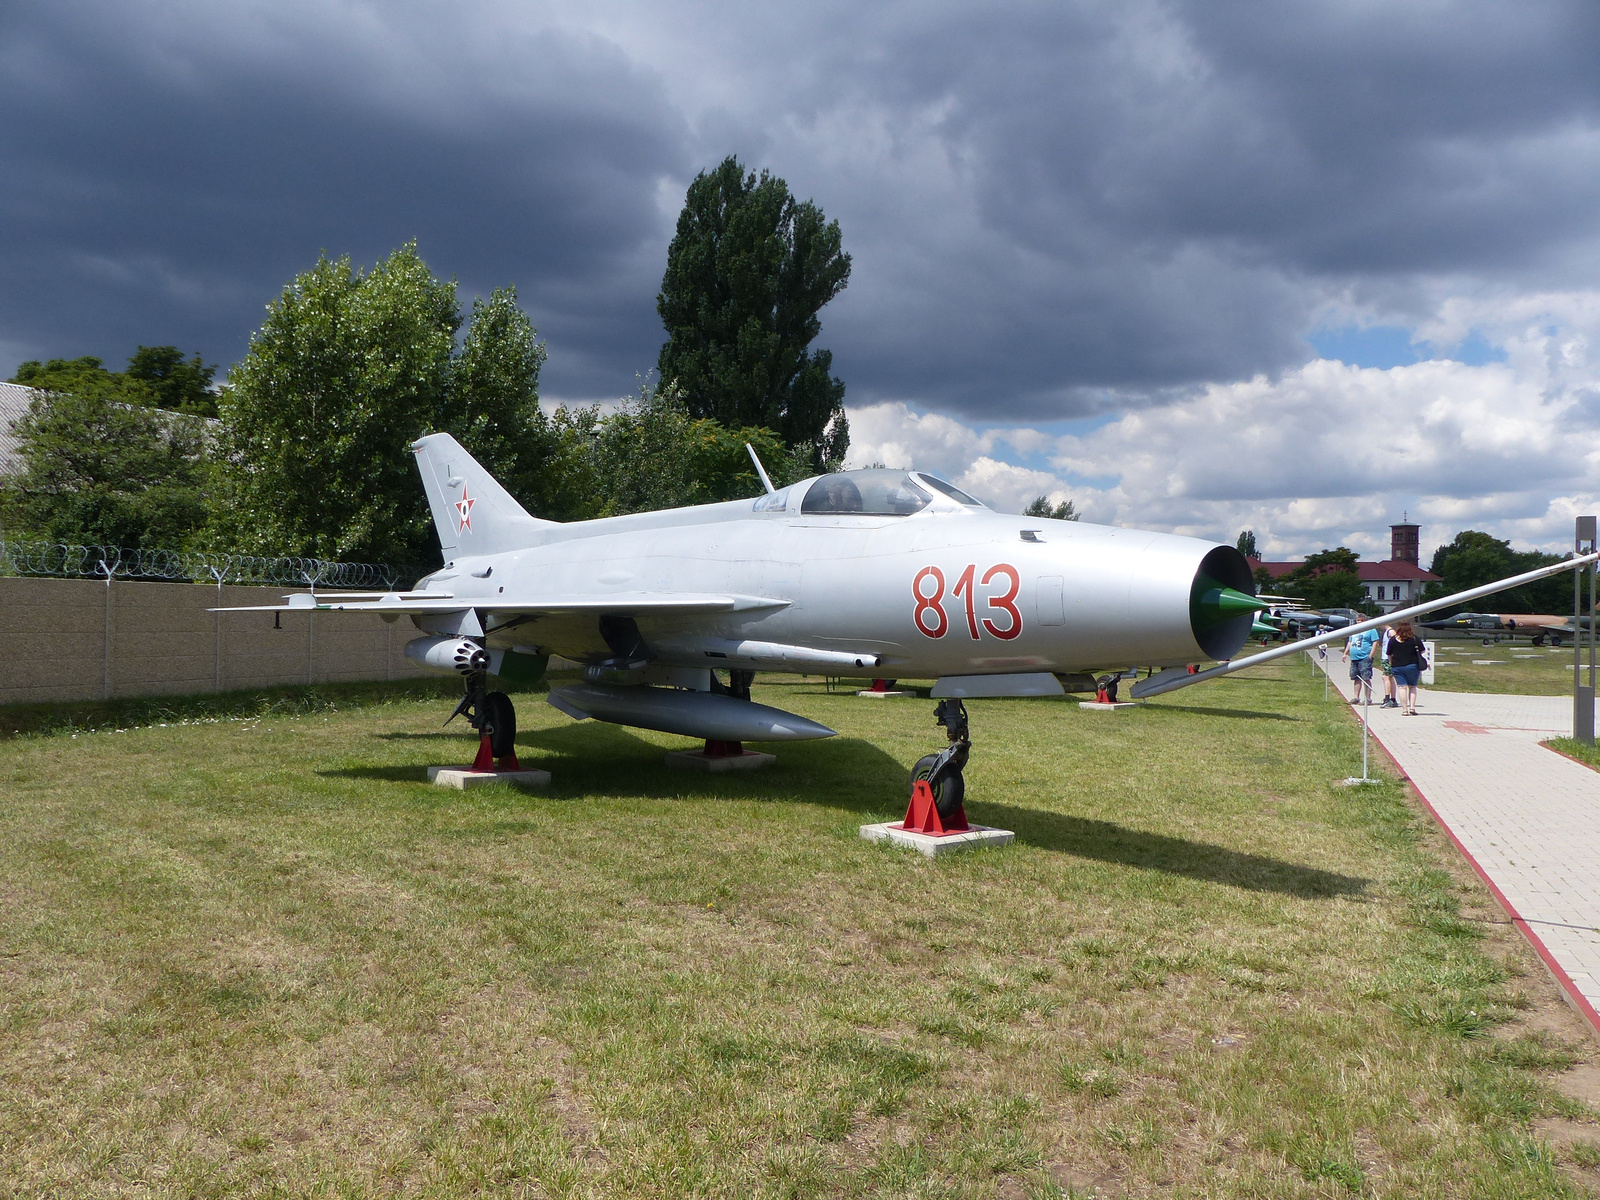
[1345,626,1381,704]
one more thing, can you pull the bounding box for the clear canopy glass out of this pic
[916,473,984,506]
[800,470,932,516]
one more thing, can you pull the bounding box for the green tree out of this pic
[1423,530,1568,614]
[572,382,809,519]
[1277,547,1365,610]
[214,244,551,565]
[657,155,851,469]
[12,350,216,416]
[10,356,147,404]
[126,346,217,416]
[450,285,563,515]
[1236,529,1259,558]
[0,386,207,546]
[1025,495,1079,521]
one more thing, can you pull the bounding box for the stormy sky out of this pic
[4,1,1599,558]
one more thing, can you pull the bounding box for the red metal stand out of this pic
[1095,686,1112,703]
[702,739,744,757]
[870,678,890,693]
[497,751,522,771]
[899,780,969,835]
[470,734,495,772]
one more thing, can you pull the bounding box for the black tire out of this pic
[911,754,966,820]
[484,691,516,758]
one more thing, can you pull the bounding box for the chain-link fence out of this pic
[0,539,418,590]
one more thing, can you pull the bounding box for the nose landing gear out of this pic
[908,698,970,831]
[447,667,521,771]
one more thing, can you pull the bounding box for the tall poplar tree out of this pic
[657,156,852,468]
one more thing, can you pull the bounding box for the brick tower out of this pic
[1391,517,1419,565]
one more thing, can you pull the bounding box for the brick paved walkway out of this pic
[1305,648,1600,1030]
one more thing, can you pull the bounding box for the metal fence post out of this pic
[96,553,121,700]
[1576,516,1596,745]
[209,564,229,693]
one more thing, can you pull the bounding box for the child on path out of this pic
[1379,624,1398,708]
[1345,625,1380,705]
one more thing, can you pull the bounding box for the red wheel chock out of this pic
[468,733,522,772]
[900,780,969,835]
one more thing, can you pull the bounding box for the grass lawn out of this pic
[1546,738,1600,774]
[1422,638,1588,696]
[3,661,1600,1197]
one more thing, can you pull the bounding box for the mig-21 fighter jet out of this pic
[219,433,1268,816]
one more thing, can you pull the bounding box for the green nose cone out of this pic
[1191,575,1269,633]
[1201,586,1270,617]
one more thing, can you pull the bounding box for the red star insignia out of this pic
[454,486,475,533]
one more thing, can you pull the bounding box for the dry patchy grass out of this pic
[0,661,1596,1197]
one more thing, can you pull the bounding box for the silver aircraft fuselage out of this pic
[410,475,1251,678]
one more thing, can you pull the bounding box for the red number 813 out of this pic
[911,563,1022,641]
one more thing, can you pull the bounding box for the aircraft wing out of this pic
[214,591,788,615]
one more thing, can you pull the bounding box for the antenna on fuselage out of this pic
[745,443,776,494]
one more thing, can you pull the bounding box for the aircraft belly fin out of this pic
[931,673,1066,698]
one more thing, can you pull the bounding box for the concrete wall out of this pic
[0,576,425,707]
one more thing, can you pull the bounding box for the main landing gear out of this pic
[910,698,970,823]
[447,668,521,771]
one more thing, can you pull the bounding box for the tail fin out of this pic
[411,432,555,558]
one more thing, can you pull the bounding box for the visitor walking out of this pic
[1379,623,1398,708]
[1345,625,1380,705]
[1386,619,1428,715]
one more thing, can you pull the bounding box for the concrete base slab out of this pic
[1337,776,1382,787]
[860,821,1015,857]
[663,749,777,772]
[427,765,551,789]
[1079,701,1138,711]
[857,689,908,698]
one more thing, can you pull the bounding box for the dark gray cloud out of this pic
[0,3,688,395]
[3,1,1599,418]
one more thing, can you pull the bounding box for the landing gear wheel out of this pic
[911,754,966,821]
[484,691,516,758]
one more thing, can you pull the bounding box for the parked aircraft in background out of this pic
[219,433,1267,817]
[1419,612,1574,645]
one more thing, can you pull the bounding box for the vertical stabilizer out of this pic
[411,432,554,558]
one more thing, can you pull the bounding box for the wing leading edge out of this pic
[212,591,789,615]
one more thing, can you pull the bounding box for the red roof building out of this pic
[1248,522,1440,613]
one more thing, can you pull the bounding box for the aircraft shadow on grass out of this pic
[1145,704,1301,723]
[320,717,1366,900]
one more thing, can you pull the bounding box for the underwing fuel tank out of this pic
[547,682,836,742]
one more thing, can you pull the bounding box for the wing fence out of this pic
[0,539,414,589]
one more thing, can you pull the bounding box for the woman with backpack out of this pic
[1386,619,1428,716]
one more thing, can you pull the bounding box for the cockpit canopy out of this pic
[798,469,986,516]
